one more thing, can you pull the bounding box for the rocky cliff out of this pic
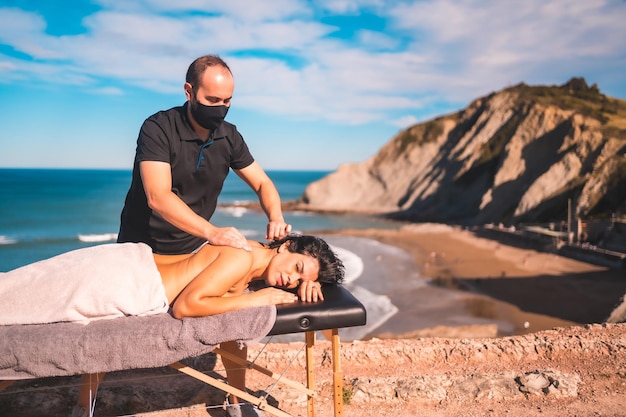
[299,78,626,225]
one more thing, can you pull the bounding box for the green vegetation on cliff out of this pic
[512,77,626,139]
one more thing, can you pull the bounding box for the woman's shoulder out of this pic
[218,245,254,263]
[183,244,255,285]
[190,242,253,267]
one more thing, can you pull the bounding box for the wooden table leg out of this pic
[331,328,343,417]
[306,331,316,417]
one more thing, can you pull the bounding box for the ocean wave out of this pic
[219,206,248,218]
[287,210,314,217]
[341,285,399,340]
[0,235,17,245]
[78,233,118,243]
[331,245,364,284]
[240,229,262,238]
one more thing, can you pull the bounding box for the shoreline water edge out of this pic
[317,223,626,341]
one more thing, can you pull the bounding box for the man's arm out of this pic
[235,162,292,240]
[140,161,251,250]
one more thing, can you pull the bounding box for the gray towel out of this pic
[0,305,276,380]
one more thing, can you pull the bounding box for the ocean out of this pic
[0,168,394,272]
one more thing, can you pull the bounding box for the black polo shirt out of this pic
[118,102,255,254]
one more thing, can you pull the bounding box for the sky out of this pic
[0,0,625,171]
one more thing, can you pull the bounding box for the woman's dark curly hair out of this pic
[267,235,344,285]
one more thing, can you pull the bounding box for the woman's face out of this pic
[266,245,320,289]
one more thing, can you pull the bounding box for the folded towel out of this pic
[0,243,168,325]
[0,305,276,380]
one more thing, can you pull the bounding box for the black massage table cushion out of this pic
[268,285,366,336]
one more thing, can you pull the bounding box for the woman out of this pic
[59,234,344,417]
[159,234,344,318]
[0,234,344,326]
[159,234,344,417]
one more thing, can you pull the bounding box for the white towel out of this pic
[0,243,169,325]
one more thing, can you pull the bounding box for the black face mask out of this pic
[189,99,229,131]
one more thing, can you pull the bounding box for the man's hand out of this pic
[298,280,324,303]
[207,226,251,251]
[266,220,292,241]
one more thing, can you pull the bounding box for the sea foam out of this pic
[78,233,119,243]
[0,236,17,245]
[331,245,364,284]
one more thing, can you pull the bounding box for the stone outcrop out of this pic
[298,78,626,225]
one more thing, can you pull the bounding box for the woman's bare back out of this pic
[154,243,254,304]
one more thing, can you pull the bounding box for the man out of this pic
[118,54,291,254]
[71,55,290,417]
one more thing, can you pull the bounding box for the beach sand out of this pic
[319,223,626,339]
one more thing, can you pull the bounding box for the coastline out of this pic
[317,223,626,339]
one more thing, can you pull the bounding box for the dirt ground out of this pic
[4,323,624,417]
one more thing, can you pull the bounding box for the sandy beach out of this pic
[322,224,626,339]
[2,223,625,417]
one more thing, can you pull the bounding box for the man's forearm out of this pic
[148,190,250,250]
[256,182,285,222]
[148,191,214,241]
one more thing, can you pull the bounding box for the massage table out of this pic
[0,284,366,417]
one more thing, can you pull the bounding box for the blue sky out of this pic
[0,0,625,171]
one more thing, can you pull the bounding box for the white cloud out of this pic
[90,86,125,95]
[0,59,17,73]
[315,0,385,14]
[392,115,418,129]
[0,8,65,59]
[389,0,626,70]
[380,0,626,104]
[0,8,45,37]
[355,29,400,50]
[1,0,625,130]
[96,0,310,21]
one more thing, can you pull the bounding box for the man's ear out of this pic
[184,82,193,101]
